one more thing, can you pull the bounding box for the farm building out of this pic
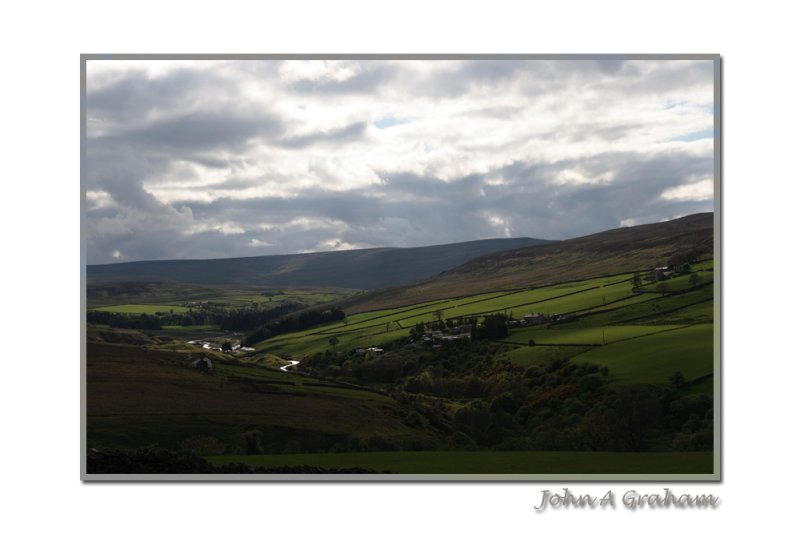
[448,324,472,335]
[552,313,577,324]
[523,313,548,325]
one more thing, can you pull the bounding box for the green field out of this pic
[505,324,685,346]
[566,287,713,327]
[572,324,714,384]
[92,304,190,314]
[638,272,713,293]
[502,345,591,367]
[206,450,713,474]
[162,324,221,331]
[255,264,714,365]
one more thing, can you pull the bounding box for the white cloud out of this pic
[85,190,115,210]
[660,178,714,202]
[248,239,275,248]
[278,60,361,84]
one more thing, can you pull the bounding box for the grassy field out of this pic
[254,264,714,367]
[502,345,591,367]
[162,324,221,331]
[572,324,714,385]
[206,450,713,474]
[505,324,685,346]
[566,287,713,327]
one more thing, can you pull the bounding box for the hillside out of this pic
[340,213,714,313]
[86,342,442,453]
[87,237,551,290]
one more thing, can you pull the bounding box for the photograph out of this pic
[82,56,719,480]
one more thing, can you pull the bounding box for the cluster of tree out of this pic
[87,301,305,331]
[407,314,509,342]
[473,314,509,341]
[86,311,163,330]
[241,307,346,347]
[303,335,713,453]
[219,302,300,331]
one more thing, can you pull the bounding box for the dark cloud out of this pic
[119,111,283,151]
[86,68,211,121]
[278,121,368,149]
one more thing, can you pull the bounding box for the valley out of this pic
[85,214,717,475]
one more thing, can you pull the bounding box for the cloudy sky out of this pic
[84,58,715,264]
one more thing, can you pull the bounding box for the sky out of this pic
[84,58,715,264]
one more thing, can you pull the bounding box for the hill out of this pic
[87,237,551,290]
[340,213,714,313]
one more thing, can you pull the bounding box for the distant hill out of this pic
[87,237,553,290]
[341,213,714,313]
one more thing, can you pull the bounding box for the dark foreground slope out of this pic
[87,237,550,290]
[342,213,714,313]
[86,342,440,454]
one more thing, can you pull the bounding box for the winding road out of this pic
[279,360,300,372]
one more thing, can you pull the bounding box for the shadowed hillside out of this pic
[87,238,552,290]
[341,213,714,313]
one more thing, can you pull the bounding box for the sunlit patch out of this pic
[248,239,275,248]
[278,60,361,84]
[86,190,114,210]
[554,169,614,186]
[660,178,713,202]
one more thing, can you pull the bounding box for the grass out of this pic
[638,272,712,293]
[205,450,713,474]
[254,274,644,357]
[502,345,591,368]
[572,324,713,385]
[505,325,684,346]
[255,269,713,361]
[162,324,221,331]
[570,286,713,327]
[92,304,190,314]
[634,299,714,325]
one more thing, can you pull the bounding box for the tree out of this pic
[657,283,669,296]
[221,341,233,353]
[474,314,509,341]
[631,272,643,288]
[609,386,662,451]
[689,273,701,288]
[670,371,687,390]
[328,336,339,350]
